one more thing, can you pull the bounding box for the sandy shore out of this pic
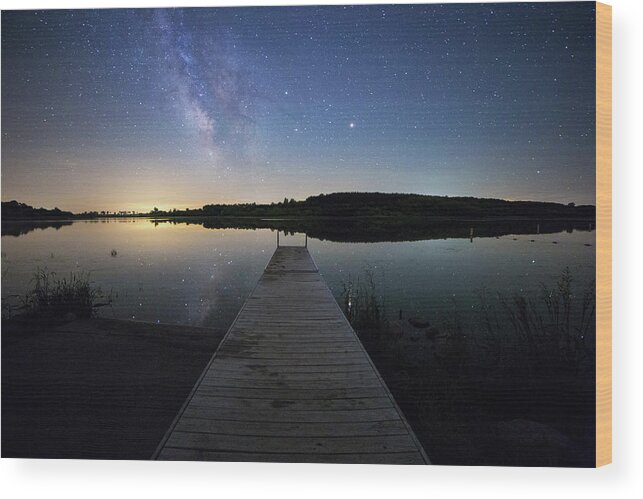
[2,317,225,459]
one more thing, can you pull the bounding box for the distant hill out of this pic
[1,201,74,220]
[200,192,595,219]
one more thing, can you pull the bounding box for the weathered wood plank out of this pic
[158,447,425,464]
[215,352,369,362]
[154,246,428,464]
[187,394,394,412]
[203,364,375,375]
[219,344,363,354]
[180,405,403,424]
[203,372,375,384]
[173,417,409,438]
[212,356,369,366]
[165,431,421,454]
[200,377,384,390]
[195,385,388,400]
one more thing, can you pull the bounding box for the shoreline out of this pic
[2,214,597,223]
[1,317,225,459]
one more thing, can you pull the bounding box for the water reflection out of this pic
[1,218,595,330]
[150,216,594,243]
[1,220,73,237]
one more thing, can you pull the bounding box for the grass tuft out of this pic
[340,267,388,330]
[19,268,111,319]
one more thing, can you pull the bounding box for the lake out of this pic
[2,218,595,331]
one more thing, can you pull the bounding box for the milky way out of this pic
[154,9,258,162]
[1,3,596,211]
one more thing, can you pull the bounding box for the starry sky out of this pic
[1,3,596,212]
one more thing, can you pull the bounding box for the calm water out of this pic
[1,218,595,331]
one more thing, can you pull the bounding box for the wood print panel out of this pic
[595,1,612,468]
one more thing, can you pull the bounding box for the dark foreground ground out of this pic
[2,315,594,465]
[357,321,596,467]
[2,317,224,459]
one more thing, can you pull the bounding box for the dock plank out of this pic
[158,448,425,464]
[173,418,409,438]
[165,432,421,454]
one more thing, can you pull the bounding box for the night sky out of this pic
[1,3,596,212]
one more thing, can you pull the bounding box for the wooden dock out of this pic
[154,246,428,464]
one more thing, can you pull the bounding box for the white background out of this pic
[1,0,641,497]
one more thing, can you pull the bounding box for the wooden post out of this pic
[305,233,308,248]
[277,231,280,248]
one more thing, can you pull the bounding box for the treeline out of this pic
[2,193,596,221]
[1,200,73,220]
[174,192,595,219]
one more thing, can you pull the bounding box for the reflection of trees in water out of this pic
[4,216,595,242]
[151,216,595,243]
[2,221,73,237]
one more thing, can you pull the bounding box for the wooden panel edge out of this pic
[595,1,612,468]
